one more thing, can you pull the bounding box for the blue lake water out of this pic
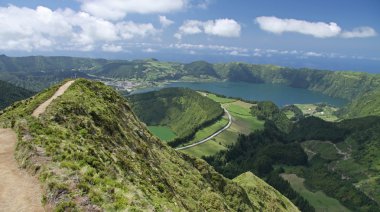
[131,81,348,107]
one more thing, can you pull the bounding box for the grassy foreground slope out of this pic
[0,79,297,211]
[128,88,224,143]
[0,80,34,110]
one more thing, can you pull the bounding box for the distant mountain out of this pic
[128,87,224,146]
[0,79,297,211]
[0,80,34,110]
[1,55,379,102]
[0,55,106,91]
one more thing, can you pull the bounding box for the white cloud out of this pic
[194,0,213,9]
[204,19,241,37]
[341,27,377,38]
[178,20,204,35]
[116,21,158,39]
[102,44,123,52]
[255,16,377,39]
[170,43,247,52]
[305,51,323,57]
[0,5,159,51]
[80,0,187,20]
[255,16,341,38]
[142,48,157,52]
[229,50,249,57]
[176,18,241,39]
[159,15,174,27]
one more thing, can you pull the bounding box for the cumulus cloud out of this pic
[255,16,341,38]
[194,0,213,9]
[80,0,187,20]
[175,18,241,39]
[341,27,377,38]
[304,51,323,57]
[142,48,157,52]
[255,16,376,39]
[0,5,159,51]
[102,44,123,52]
[116,21,158,39]
[159,15,174,27]
[170,43,248,56]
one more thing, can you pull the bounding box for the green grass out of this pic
[302,141,341,160]
[234,172,299,211]
[3,79,279,211]
[184,117,229,146]
[295,104,339,122]
[284,110,295,119]
[204,93,236,103]
[180,96,264,158]
[281,174,350,212]
[148,126,176,142]
[226,104,251,116]
[181,140,227,158]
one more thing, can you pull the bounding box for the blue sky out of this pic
[0,0,379,72]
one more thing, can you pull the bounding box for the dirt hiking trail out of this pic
[32,80,75,117]
[1,80,75,211]
[0,129,44,212]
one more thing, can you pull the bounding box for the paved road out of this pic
[175,107,232,150]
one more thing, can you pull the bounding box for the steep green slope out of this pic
[184,61,219,78]
[128,88,224,143]
[339,89,380,118]
[0,79,297,211]
[233,172,299,212]
[0,80,34,110]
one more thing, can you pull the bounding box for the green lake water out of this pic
[131,81,348,107]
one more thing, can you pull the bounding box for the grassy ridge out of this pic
[0,79,298,211]
[234,172,299,211]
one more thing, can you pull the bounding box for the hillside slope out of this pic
[128,88,224,143]
[0,80,34,110]
[339,89,380,118]
[233,172,299,211]
[0,79,296,211]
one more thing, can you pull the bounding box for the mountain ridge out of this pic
[0,79,298,211]
[1,55,379,101]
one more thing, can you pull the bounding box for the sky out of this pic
[0,0,379,72]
